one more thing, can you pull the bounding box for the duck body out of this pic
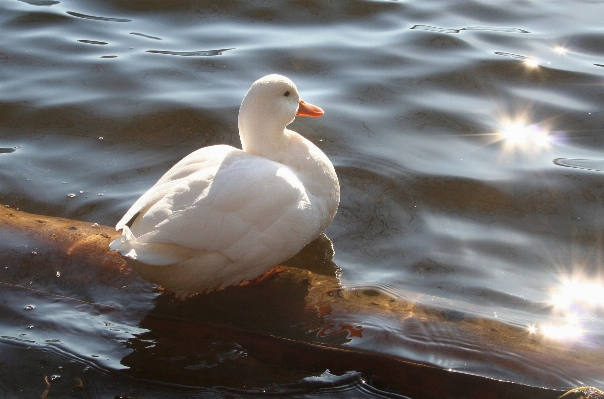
[110,75,339,297]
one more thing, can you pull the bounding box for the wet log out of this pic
[0,206,600,398]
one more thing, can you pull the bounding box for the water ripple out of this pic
[77,39,108,45]
[130,32,162,40]
[461,26,530,33]
[410,24,459,34]
[494,51,532,60]
[146,48,233,57]
[227,370,408,398]
[410,25,530,35]
[553,158,604,172]
[18,0,59,5]
[66,11,131,22]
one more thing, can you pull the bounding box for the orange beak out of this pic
[296,99,324,118]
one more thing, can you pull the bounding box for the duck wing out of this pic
[115,144,235,231]
[112,146,317,267]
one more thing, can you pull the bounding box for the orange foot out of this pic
[318,323,363,339]
[238,265,285,287]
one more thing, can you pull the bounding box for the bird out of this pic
[109,74,340,298]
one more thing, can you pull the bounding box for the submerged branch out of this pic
[0,206,601,398]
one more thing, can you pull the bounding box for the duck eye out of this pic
[284,91,290,97]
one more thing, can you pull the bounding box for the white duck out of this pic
[110,74,340,297]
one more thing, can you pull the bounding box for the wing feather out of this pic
[115,145,235,230]
[114,147,318,267]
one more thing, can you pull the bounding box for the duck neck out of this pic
[238,103,291,161]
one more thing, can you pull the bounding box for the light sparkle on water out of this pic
[498,119,551,150]
[528,277,604,341]
[552,278,604,310]
[539,323,583,340]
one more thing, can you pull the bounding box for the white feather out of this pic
[110,74,340,297]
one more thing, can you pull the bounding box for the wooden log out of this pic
[1,206,600,398]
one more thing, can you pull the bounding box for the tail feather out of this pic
[109,226,195,266]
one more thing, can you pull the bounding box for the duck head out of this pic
[238,74,323,157]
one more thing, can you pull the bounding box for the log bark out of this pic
[1,206,600,398]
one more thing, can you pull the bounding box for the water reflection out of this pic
[524,58,539,68]
[121,234,353,388]
[499,120,550,149]
[540,323,583,340]
[552,278,604,311]
[528,277,604,341]
[3,205,604,394]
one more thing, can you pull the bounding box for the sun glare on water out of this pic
[528,277,604,341]
[540,322,583,340]
[552,279,604,310]
[524,58,539,68]
[498,120,550,150]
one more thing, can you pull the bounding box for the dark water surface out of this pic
[2,0,604,397]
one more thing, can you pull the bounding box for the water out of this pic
[1,0,604,397]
